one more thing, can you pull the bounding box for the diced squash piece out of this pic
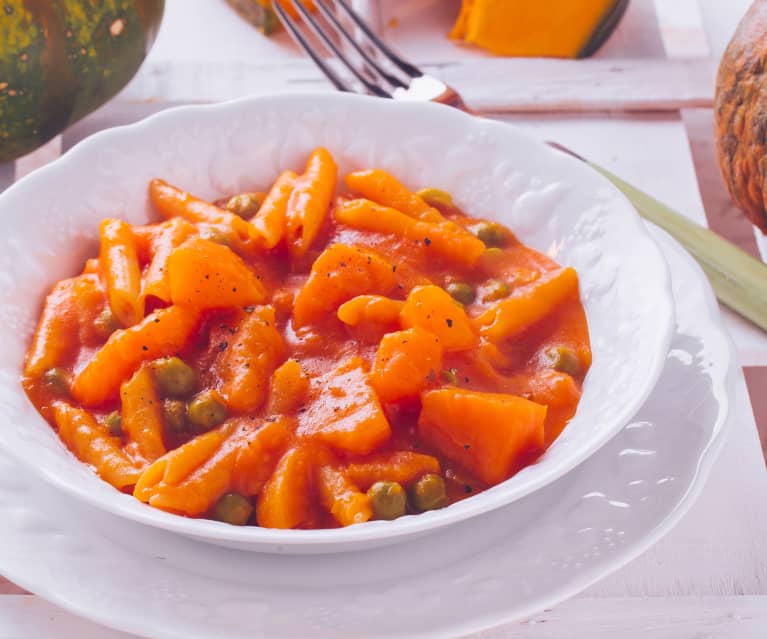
[475,267,579,341]
[216,305,285,413]
[345,169,444,222]
[371,327,442,402]
[400,285,477,351]
[72,305,201,407]
[317,465,372,526]
[285,147,337,258]
[167,237,267,309]
[120,365,166,463]
[256,446,313,529]
[334,199,485,266]
[292,243,398,328]
[450,0,623,58]
[337,295,404,328]
[345,451,441,491]
[417,388,546,485]
[298,357,391,455]
[53,402,141,489]
[231,417,293,495]
[267,359,310,415]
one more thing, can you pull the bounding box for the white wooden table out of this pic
[2,1,767,636]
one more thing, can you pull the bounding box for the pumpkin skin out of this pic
[0,0,165,163]
[450,0,629,58]
[715,0,767,233]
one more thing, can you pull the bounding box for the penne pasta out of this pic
[100,218,144,327]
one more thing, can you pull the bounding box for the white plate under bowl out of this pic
[0,93,674,552]
[0,228,732,638]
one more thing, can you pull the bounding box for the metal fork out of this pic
[274,0,767,333]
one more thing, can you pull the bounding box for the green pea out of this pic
[410,473,448,512]
[225,193,263,218]
[104,411,122,437]
[482,279,511,302]
[152,357,197,398]
[187,390,227,432]
[416,187,453,208]
[442,368,459,386]
[163,399,187,433]
[94,307,120,338]
[545,346,582,377]
[474,221,508,247]
[445,281,476,305]
[367,481,407,520]
[211,492,253,526]
[42,368,70,396]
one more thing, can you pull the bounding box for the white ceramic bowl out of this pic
[0,94,674,553]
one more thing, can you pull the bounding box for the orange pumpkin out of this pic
[715,0,767,233]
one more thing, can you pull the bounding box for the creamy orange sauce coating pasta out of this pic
[22,148,591,529]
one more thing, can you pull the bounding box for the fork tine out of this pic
[273,2,351,92]
[312,0,408,90]
[332,0,423,79]
[289,0,391,97]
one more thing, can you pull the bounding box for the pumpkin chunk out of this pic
[371,327,443,402]
[267,359,310,415]
[417,388,546,485]
[298,357,391,454]
[167,237,267,309]
[400,285,477,351]
[292,243,398,327]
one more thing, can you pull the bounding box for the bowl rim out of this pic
[0,92,675,549]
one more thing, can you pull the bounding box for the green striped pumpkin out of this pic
[0,0,164,163]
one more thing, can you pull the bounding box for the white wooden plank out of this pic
[469,596,767,639]
[696,0,752,58]
[653,0,710,57]
[1,595,766,639]
[118,57,715,113]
